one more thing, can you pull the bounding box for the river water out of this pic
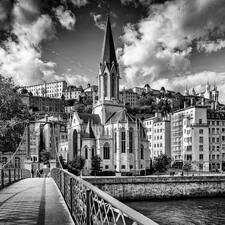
[125,197,225,225]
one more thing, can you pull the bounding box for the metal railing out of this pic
[51,168,158,225]
[0,168,31,189]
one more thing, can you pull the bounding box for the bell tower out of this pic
[93,15,123,124]
[98,15,120,101]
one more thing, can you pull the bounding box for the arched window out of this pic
[129,128,133,153]
[91,146,95,158]
[104,73,108,97]
[103,143,110,159]
[15,157,20,168]
[85,146,88,159]
[111,74,116,97]
[141,145,144,159]
[73,130,78,156]
[121,130,126,153]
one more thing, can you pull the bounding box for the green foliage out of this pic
[153,154,171,173]
[0,75,29,152]
[68,155,85,175]
[91,155,102,175]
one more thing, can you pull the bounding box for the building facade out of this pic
[144,114,171,159]
[119,88,138,106]
[20,81,67,98]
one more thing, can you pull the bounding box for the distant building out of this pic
[19,80,67,98]
[20,94,65,114]
[119,88,138,106]
[132,87,144,95]
[144,114,171,159]
[63,85,83,100]
[84,84,98,100]
[171,105,210,171]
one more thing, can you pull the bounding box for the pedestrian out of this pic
[31,168,34,178]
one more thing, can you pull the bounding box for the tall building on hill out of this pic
[20,81,67,98]
[68,16,150,175]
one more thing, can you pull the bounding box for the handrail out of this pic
[51,168,158,225]
[0,168,31,188]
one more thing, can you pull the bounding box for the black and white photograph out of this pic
[0,0,225,224]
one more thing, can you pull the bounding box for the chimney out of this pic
[211,101,215,110]
[184,100,187,108]
[190,98,194,106]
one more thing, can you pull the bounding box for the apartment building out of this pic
[144,114,171,159]
[20,81,67,98]
[63,85,83,100]
[207,110,225,171]
[119,89,138,106]
[171,105,209,171]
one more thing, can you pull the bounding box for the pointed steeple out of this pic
[101,15,117,70]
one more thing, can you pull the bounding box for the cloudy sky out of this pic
[1,0,225,102]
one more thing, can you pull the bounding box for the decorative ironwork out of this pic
[51,168,158,225]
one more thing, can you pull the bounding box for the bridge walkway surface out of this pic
[0,178,75,225]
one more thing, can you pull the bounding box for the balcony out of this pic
[191,123,208,127]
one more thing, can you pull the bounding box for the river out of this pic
[125,197,225,225]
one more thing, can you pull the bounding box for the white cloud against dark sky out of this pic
[1,0,225,101]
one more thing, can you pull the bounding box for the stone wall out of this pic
[84,176,225,200]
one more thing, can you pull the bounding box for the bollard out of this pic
[86,189,91,225]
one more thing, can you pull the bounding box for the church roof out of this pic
[106,109,135,124]
[101,15,117,70]
[83,119,95,138]
[78,113,101,125]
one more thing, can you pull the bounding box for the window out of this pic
[121,130,126,153]
[217,138,220,143]
[199,129,203,134]
[85,146,88,159]
[104,73,107,97]
[129,129,133,153]
[199,119,202,124]
[114,132,117,153]
[91,146,95,158]
[105,165,109,169]
[199,137,204,143]
[199,145,203,151]
[121,165,126,169]
[141,145,144,159]
[199,154,203,160]
[103,143,110,159]
[130,165,133,169]
[186,154,192,160]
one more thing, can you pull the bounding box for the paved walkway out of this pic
[0,178,75,225]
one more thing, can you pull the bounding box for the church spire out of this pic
[101,15,117,69]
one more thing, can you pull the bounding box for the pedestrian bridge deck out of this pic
[0,178,75,225]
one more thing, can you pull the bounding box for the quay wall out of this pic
[84,176,225,200]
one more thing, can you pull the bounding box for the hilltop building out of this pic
[68,16,150,175]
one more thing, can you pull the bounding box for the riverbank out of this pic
[84,175,225,200]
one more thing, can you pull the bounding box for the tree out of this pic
[68,156,85,176]
[0,75,29,152]
[91,155,102,176]
[152,154,171,173]
[183,162,192,175]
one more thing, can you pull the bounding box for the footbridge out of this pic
[0,167,158,225]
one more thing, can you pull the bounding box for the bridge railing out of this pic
[0,168,31,189]
[51,168,158,225]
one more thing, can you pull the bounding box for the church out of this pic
[68,16,150,175]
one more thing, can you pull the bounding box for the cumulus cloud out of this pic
[56,73,89,85]
[0,0,88,86]
[119,0,225,95]
[54,6,76,30]
[90,13,105,30]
